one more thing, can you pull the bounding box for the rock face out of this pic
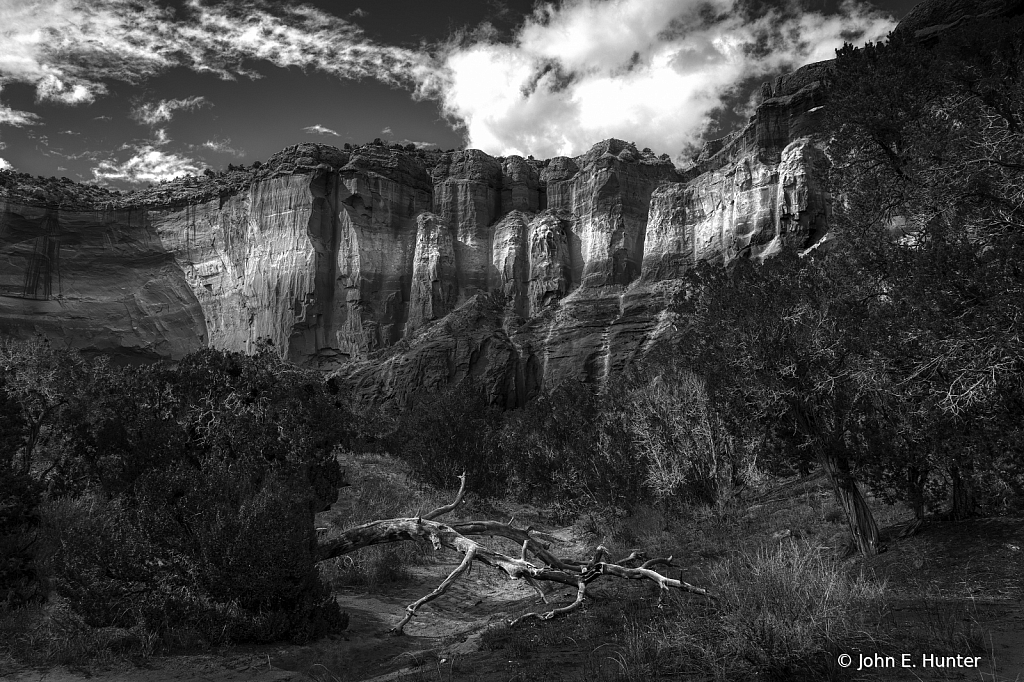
[0,202,207,360]
[893,0,1024,39]
[0,39,839,402]
[0,89,829,401]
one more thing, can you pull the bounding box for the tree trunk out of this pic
[819,449,879,556]
[949,464,976,521]
[907,466,927,522]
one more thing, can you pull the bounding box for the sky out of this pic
[0,0,923,188]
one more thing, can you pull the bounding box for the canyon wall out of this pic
[0,66,830,403]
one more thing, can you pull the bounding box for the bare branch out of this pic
[392,547,477,635]
[422,472,467,520]
[317,481,715,632]
[509,579,587,626]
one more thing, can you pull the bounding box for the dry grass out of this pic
[0,596,156,672]
[486,472,1000,682]
[655,543,885,680]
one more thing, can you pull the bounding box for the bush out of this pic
[499,379,641,515]
[0,379,43,608]
[620,366,740,505]
[47,467,345,645]
[386,381,505,495]
[0,470,43,608]
[0,343,356,646]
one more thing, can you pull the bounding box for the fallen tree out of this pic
[315,475,716,634]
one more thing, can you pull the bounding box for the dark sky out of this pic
[0,0,923,188]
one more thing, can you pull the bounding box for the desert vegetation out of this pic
[1,340,351,658]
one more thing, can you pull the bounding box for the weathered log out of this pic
[316,477,715,632]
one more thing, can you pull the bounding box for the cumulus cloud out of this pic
[132,96,209,125]
[92,145,201,184]
[0,0,897,162]
[0,157,11,170]
[381,126,392,135]
[425,0,896,159]
[302,124,339,136]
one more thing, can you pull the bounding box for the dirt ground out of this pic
[5,464,1024,682]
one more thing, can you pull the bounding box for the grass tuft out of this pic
[614,541,888,681]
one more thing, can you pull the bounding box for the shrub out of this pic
[0,469,43,608]
[47,467,345,644]
[620,366,738,505]
[386,381,505,495]
[0,379,43,608]
[25,344,354,645]
[499,379,641,515]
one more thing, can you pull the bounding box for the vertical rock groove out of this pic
[0,59,831,401]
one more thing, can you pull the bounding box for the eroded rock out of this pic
[0,90,828,402]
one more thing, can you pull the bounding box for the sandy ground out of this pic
[5,529,587,682]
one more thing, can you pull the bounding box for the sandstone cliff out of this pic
[1,0,1008,402]
[3,0,877,402]
[0,101,828,403]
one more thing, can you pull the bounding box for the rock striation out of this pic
[2,0,1005,403]
[1,0,873,402]
[0,93,829,402]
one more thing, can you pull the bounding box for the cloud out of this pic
[201,138,243,155]
[132,96,209,125]
[302,124,338,136]
[150,128,170,145]
[92,145,201,184]
[0,0,430,113]
[49,148,101,160]
[0,157,11,170]
[424,0,895,159]
[36,74,95,104]
[0,105,40,127]
[350,8,368,18]
[0,0,896,163]
[395,139,437,148]
[381,126,392,135]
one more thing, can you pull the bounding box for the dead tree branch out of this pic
[316,476,715,633]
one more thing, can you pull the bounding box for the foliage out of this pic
[613,543,887,681]
[386,362,761,515]
[46,475,344,645]
[674,252,889,553]
[0,339,353,646]
[499,378,640,514]
[620,362,744,505]
[0,377,43,607]
[385,380,506,496]
[823,17,1024,518]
